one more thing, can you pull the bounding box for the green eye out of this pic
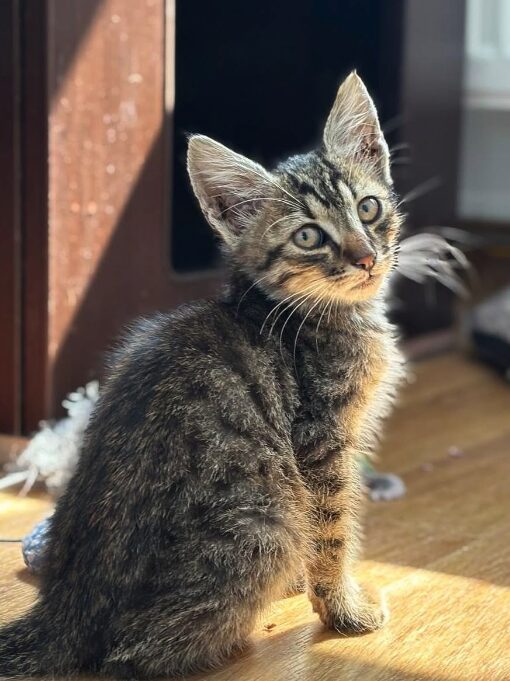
[357,196,381,224]
[292,225,325,249]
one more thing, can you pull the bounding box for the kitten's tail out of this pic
[0,606,48,677]
[0,603,76,677]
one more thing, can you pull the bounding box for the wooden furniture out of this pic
[0,1,221,434]
[1,352,510,680]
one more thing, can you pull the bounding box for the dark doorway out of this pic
[170,0,401,272]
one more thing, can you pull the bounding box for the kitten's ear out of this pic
[187,135,273,248]
[323,72,391,184]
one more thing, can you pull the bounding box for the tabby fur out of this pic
[0,72,405,679]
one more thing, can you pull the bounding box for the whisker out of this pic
[398,177,441,207]
[315,297,330,353]
[279,291,318,363]
[391,157,412,166]
[219,197,301,216]
[382,114,405,135]
[389,142,411,154]
[315,281,337,351]
[334,298,340,326]
[235,273,273,316]
[225,158,306,209]
[262,214,297,238]
[327,295,335,326]
[293,294,326,375]
[265,177,305,209]
[267,292,308,337]
[267,278,325,337]
[259,294,301,337]
[259,277,324,336]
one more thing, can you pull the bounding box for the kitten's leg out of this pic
[304,456,387,634]
[284,571,306,596]
[102,458,308,678]
[103,539,302,679]
[102,601,258,680]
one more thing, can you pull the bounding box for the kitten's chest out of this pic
[299,328,388,405]
[291,324,401,450]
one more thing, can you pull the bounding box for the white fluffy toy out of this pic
[0,382,99,498]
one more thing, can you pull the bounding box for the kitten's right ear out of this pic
[323,72,391,184]
[187,135,273,249]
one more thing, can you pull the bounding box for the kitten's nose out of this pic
[350,251,376,271]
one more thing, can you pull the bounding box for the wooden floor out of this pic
[1,353,510,681]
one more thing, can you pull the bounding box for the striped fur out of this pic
[0,73,405,678]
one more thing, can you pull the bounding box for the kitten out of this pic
[0,72,405,679]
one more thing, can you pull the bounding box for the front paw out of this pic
[330,595,387,634]
[284,573,306,596]
[310,587,388,635]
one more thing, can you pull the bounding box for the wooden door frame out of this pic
[21,0,50,433]
[11,0,220,433]
[0,0,22,433]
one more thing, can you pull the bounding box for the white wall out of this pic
[459,109,510,221]
[457,0,510,222]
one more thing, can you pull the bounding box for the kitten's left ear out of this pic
[323,72,391,185]
[187,135,274,249]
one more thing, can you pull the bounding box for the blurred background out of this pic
[0,0,509,433]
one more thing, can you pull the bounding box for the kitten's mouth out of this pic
[347,273,381,290]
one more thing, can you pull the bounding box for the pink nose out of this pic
[353,253,375,271]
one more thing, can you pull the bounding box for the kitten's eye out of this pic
[357,197,381,224]
[292,225,325,249]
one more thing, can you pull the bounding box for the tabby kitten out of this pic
[0,73,404,678]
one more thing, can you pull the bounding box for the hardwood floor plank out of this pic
[378,355,510,474]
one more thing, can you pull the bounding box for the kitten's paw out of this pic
[330,596,387,634]
[284,574,306,596]
[311,588,388,635]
